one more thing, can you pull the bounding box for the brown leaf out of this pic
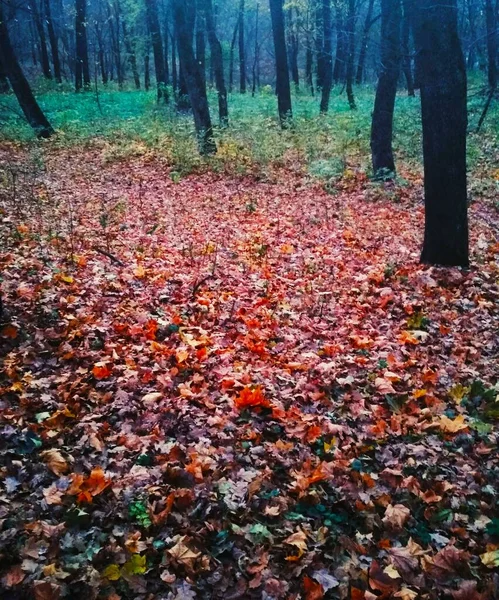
[382,504,411,528]
[40,450,69,476]
[2,565,25,587]
[33,581,61,600]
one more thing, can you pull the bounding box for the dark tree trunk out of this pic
[371,0,402,178]
[204,0,228,125]
[316,0,325,89]
[196,2,206,84]
[145,0,168,102]
[144,51,150,90]
[123,21,141,89]
[0,55,10,93]
[306,42,314,94]
[252,1,260,96]
[485,0,498,89]
[163,17,170,84]
[0,4,53,137]
[355,0,375,84]
[30,0,52,79]
[238,0,247,93]
[269,0,293,126]
[332,1,345,84]
[171,30,178,91]
[75,0,90,91]
[43,0,62,83]
[401,0,415,96]
[229,19,238,93]
[95,24,108,84]
[109,1,123,88]
[288,7,299,90]
[173,0,216,154]
[176,1,194,111]
[414,0,469,267]
[345,0,356,109]
[320,0,333,113]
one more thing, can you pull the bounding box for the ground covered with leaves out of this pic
[1,144,499,600]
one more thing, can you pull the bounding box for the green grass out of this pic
[0,78,498,189]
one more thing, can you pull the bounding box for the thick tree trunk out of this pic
[145,0,168,102]
[332,1,345,84]
[176,1,194,111]
[196,3,206,84]
[485,0,498,89]
[30,0,52,79]
[43,0,62,83]
[229,19,238,93]
[238,0,247,93]
[414,0,469,267]
[269,0,293,126]
[0,55,10,93]
[0,5,54,137]
[371,0,402,178]
[75,0,90,91]
[123,21,141,89]
[355,0,375,84]
[173,0,216,154]
[345,0,356,109]
[401,0,415,96]
[320,0,333,113]
[204,0,228,125]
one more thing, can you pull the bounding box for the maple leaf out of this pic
[234,386,270,410]
[439,414,468,433]
[303,575,324,600]
[383,504,411,528]
[122,554,147,576]
[1,565,25,588]
[102,564,121,581]
[480,550,499,568]
[68,467,111,502]
[375,377,396,395]
[1,323,19,339]
[33,581,61,600]
[168,536,201,570]
[284,529,308,560]
[92,362,112,380]
[40,450,69,476]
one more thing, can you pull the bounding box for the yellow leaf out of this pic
[134,265,146,278]
[383,564,401,579]
[448,384,470,404]
[122,554,146,576]
[102,564,121,581]
[176,349,189,364]
[61,274,74,284]
[439,414,468,433]
[480,550,499,568]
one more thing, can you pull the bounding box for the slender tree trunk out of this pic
[345,0,356,109]
[173,0,216,154]
[316,0,324,89]
[0,55,10,93]
[485,0,498,89]
[355,0,375,84]
[252,1,260,96]
[196,2,206,84]
[204,0,228,125]
[144,51,150,90]
[176,0,194,111]
[123,21,141,89]
[75,0,90,91]
[30,0,52,79]
[145,0,168,102]
[95,25,108,84]
[238,0,247,93]
[171,30,178,91]
[110,1,123,88]
[164,17,170,84]
[332,1,345,84]
[371,0,402,178]
[414,0,468,267]
[401,0,415,96]
[43,0,62,83]
[269,0,293,126]
[229,19,238,93]
[320,0,333,112]
[288,7,299,90]
[0,4,54,137]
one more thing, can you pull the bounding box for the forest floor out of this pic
[0,142,499,600]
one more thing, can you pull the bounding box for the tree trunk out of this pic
[145,0,168,102]
[196,2,206,85]
[238,0,247,93]
[204,0,228,125]
[229,19,238,93]
[123,21,141,89]
[345,0,356,109]
[109,1,123,89]
[320,0,333,112]
[173,0,216,154]
[95,24,108,84]
[414,0,469,267]
[485,0,498,89]
[288,6,299,90]
[75,0,90,90]
[0,54,10,93]
[401,0,415,96]
[0,4,54,137]
[30,0,52,79]
[144,51,150,90]
[269,0,293,126]
[176,1,194,111]
[332,1,345,84]
[316,0,324,89]
[370,0,402,178]
[252,1,260,96]
[43,0,62,83]
[171,30,178,91]
[355,0,375,84]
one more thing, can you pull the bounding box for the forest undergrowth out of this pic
[0,124,499,599]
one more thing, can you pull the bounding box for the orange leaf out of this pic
[92,363,112,379]
[303,575,324,600]
[1,324,19,339]
[234,386,270,410]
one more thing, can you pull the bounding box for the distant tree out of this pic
[485,0,498,90]
[203,0,228,125]
[229,18,239,93]
[122,20,140,89]
[252,1,261,95]
[316,0,325,89]
[0,55,9,93]
[75,0,90,90]
[173,0,216,154]
[196,0,206,85]
[332,0,346,84]
[356,0,375,84]
[371,0,402,178]
[0,4,54,138]
[414,0,469,266]
[145,0,168,102]
[269,0,293,126]
[319,0,333,113]
[401,0,415,96]
[288,5,299,90]
[239,0,247,93]
[43,0,62,83]
[30,0,52,80]
[345,0,356,109]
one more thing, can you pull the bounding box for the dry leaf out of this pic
[41,450,69,476]
[383,504,411,528]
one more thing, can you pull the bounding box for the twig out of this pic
[192,274,213,299]
[476,85,496,133]
[93,246,125,266]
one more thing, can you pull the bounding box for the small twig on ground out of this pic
[93,246,125,266]
[192,274,213,299]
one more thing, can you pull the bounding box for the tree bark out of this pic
[320,0,333,113]
[238,0,247,93]
[0,4,54,137]
[173,0,216,154]
[332,0,345,84]
[204,0,228,125]
[288,6,299,90]
[123,20,141,89]
[145,0,168,102]
[43,0,62,83]
[355,0,375,84]
[345,0,356,109]
[401,0,415,96]
[485,0,498,89]
[414,0,469,267]
[316,0,325,89]
[252,1,260,96]
[196,1,206,85]
[30,0,52,79]
[371,0,402,178]
[229,19,239,93]
[269,0,293,126]
[75,0,90,91]
[0,54,10,93]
